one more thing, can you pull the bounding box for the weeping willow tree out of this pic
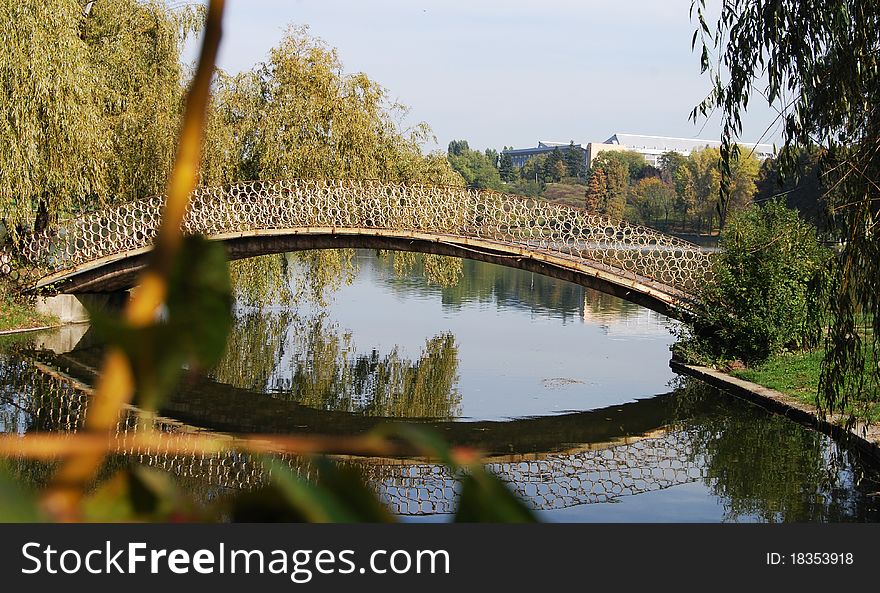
[692,1,880,423]
[3,10,462,300]
[82,0,203,203]
[202,26,464,306]
[0,0,200,237]
[1,0,108,235]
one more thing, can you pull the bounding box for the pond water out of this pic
[1,250,879,522]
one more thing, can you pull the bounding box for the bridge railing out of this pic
[7,179,713,295]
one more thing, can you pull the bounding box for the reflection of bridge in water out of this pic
[1,342,711,515]
[134,431,707,515]
[371,433,705,514]
[8,180,713,317]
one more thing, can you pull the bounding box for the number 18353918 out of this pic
[766,552,854,565]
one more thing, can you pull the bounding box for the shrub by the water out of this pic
[682,199,830,364]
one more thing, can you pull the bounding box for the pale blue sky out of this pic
[182,0,781,153]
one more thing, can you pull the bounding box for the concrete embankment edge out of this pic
[670,360,880,462]
[0,324,64,337]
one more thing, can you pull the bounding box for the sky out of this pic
[181,0,782,153]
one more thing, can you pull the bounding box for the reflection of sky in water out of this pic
[0,396,30,434]
[0,247,877,524]
[2,307,879,522]
[401,482,736,523]
[286,251,678,421]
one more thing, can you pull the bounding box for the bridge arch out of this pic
[9,180,712,318]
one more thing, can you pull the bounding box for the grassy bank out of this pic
[0,287,56,332]
[730,350,880,423]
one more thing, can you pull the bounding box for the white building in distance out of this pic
[591,133,776,167]
[503,134,776,170]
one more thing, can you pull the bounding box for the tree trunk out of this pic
[34,198,50,233]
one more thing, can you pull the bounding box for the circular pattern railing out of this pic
[5,180,713,297]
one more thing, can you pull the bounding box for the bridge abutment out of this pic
[35,292,128,325]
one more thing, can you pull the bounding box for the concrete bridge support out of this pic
[35,292,128,325]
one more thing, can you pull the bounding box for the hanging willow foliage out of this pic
[0,0,109,234]
[0,0,202,236]
[83,0,204,203]
[691,0,880,424]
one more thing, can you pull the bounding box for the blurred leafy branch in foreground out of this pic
[0,0,534,523]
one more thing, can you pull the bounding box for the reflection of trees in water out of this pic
[2,340,879,519]
[378,251,463,288]
[231,250,461,309]
[0,347,32,434]
[372,251,647,324]
[229,248,651,329]
[229,253,293,307]
[580,289,643,320]
[230,250,358,308]
[210,309,289,392]
[373,252,585,319]
[671,378,878,522]
[211,311,462,419]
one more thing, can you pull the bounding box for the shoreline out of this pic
[670,360,880,462]
[0,323,64,337]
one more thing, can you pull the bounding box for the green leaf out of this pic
[454,469,537,523]
[82,471,140,522]
[311,458,395,522]
[85,235,232,410]
[86,310,187,410]
[166,235,232,367]
[82,466,193,521]
[229,484,312,522]
[261,457,361,523]
[241,457,397,523]
[371,423,457,466]
[372,425,538,522]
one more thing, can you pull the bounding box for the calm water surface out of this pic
[1,250,878,521]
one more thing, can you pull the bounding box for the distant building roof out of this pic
[605,133,774,157]
[503,142,586,157]
[537,141,587,149]
[502,142,590,168]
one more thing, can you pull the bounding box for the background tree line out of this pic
[445,140,585,197]
[445,135,826,235]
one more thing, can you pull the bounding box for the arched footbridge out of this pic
[5,180,713,317]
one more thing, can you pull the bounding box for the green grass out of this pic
[732,350,824,400]
[731,349,880,423]
[0,289,56,332]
